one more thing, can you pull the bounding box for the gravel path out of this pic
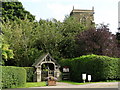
[31,82,119,88]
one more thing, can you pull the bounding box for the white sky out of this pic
[118,2,120,29]
[19,0,120,34]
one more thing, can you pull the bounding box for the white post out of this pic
[36,67,41,82]
[39,66,41,81]
[82,74,86,83]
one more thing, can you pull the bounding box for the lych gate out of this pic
[32,53,61,82]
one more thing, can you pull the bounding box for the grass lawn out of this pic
[16,82,46,88]
[10,80,119,88]
[24,82,46,88]
[59,80,86,85]
[59,80,119,85]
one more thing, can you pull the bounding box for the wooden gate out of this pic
[41,70,54,81]
[41,71,48,81]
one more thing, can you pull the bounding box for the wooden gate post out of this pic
[36,67,41,82]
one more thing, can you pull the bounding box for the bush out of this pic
[23,67,35,82]
[2,66,26,89]
[60,54,120,82]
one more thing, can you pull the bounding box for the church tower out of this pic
[70,6,95,26]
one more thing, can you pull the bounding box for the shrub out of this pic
[2,66,26,89]
[23,67,35,82]
[60,54,120,82]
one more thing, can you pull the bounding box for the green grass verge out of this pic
[100,80,120,82]
[7,80,119,89]
[59,80,85,85]
[24,82,46,88]
[12,82,46,88]
[59,80,119,85]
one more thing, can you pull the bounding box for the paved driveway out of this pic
[31,82,118,88]
[3,82,119,90]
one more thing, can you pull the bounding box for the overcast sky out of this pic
[19,0,119,34]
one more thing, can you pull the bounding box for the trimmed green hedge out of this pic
[60,54,120,82]
[23,67,35,82]
[2,66,26,89]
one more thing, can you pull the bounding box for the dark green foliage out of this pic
[60,55,120,82]
[116,32,120,57]
[1,66,26,89]
[2,1,35,22]
[116,32,120,41]
[2,16,85,66]
[59,16,85,58]
[23,67,35,82]
[2,19,42,66]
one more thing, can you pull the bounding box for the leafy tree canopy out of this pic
[75,24,120,58]
[2,8,119,67]
[0,35,14,65]
[2,0,35,22]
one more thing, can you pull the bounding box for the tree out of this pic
[34,19,63,60]
[2,0,35,22]
[59,16,85,58]
[34,17,86,59]
[116,31,120,57]
[75,24,119,58]
[2,19,41,66]
[0,35,14,65]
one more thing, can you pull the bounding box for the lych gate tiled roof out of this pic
[32,53,48,67]
[32,53,60,67]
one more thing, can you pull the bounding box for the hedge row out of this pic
[2,66,26,89]
[23,67,35,82]
[60,54,120,82]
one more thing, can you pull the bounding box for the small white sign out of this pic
[66,68,69,72]
[63,68,66,72]
[88,75,91,81]
[82,74,86,80]
[63,68,69,72]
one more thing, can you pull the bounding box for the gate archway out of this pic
[41,63,55,81]
[32,53,61,82]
